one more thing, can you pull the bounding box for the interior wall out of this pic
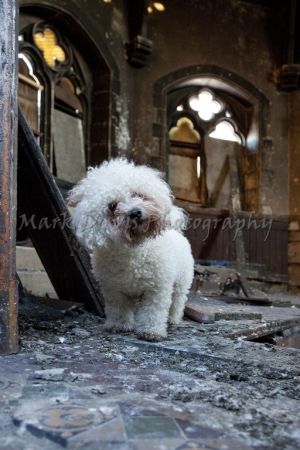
[130,0,289,216]
[18,0,290,219]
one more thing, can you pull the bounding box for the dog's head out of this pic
[68,158,187,249]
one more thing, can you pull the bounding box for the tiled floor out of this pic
[1,302,300,449]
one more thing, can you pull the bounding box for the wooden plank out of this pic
[185,297,263,323]
[229,153,252,296]
[18,108,105,316]
[169,146,199,158]
[0,0,18,354]
[288,264,300,286]
[209,156,230,207]
[204,294,272,306]
[186,294,300,340]
[288,241,300,263]
[289,230,300,242]
[125,0,152,67]
[185,209,288,277]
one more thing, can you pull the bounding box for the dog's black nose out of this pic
[108,201,117,212]
[129,208,142,220]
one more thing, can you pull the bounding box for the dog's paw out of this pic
[105,324,134,334]
[168,318,181,327]
[136,331,166,342]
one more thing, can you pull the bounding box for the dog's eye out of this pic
[108,201,117,212]
[132,192,145,199]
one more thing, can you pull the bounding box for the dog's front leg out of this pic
[103,289,135,334]
[135,289,172,342]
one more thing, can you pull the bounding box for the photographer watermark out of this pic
[18,212,72,231]
[185,212,273,242]
[18,211,273,242]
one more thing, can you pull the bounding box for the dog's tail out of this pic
[166,205,189,233]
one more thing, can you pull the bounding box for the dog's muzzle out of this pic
[128,208,143,222]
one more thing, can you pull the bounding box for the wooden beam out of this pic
[275,0,300,91]
[125,0,152,67]
[0,0,18,354]
[209,156,230,208]
[229,153,252,296]
[126,0,148,40]
[18,108,105,317]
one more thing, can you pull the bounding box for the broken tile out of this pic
[132,438,186,450]
[199,438,254,450]
[118,402,165,417]
[175,419,225,439]
[172,441,212,449]
[70,416,126,443]
[13,401,119,446]
[21,382,69,401]
[0,377,25,403]
[74,443,131,450]
[124,416,181,439]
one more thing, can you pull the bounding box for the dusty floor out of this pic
[1,291,300,450]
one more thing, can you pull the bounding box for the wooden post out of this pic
[0,0,18,354]
[125,0,152,67]
[229,153,252,297]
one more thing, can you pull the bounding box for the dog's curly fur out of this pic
[69,158,194,341]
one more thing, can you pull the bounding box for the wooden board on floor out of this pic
[185,293,300,341]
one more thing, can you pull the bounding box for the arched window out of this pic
[18,52,43,142]
[168,88,248,209]
[19,22,89,187]
[168,117,208,204]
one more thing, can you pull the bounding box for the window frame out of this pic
[167,87,247,207]
[18,21,90,184]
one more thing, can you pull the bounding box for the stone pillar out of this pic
[288,91,300,290]
[0,0,18,354]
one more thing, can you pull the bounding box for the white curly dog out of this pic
[69,158,194,341]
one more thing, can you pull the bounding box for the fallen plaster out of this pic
[0,294,300,450]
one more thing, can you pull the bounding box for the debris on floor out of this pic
[1,284,300,450]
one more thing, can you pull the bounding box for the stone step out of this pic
[16,246,44,271]
[17,270,58,299]
[16,246,57,299]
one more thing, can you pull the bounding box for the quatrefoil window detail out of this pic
[33,28,66,68]
[189,90,223,121]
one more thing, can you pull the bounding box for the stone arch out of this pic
[153,65,271,212]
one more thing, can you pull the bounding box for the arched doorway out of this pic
[151,67,288,279]
[153,65,270,214]
[168,86,249,210]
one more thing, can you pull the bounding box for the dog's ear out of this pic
[166,205,189,232]
[67,183,85,207]
[71,200,104,251]
[67,173,105,250]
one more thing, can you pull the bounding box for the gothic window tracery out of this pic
[168,88,247,208]
[18,21,88,185]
